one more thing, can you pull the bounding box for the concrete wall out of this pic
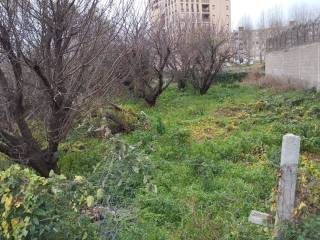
[265,42,320,90]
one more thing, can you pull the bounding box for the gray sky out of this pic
[232,0,320,29]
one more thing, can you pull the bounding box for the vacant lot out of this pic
[57,84,320,239]
[2,83,319,239]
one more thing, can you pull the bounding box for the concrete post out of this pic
[275,134,301,239]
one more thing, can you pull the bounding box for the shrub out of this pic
[83,138,157,238]
[90,138,155,207]
[0,165,98,240]
[82,105,140,137]
[216,72,247,85]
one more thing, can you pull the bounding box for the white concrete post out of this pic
[275,134,301,239]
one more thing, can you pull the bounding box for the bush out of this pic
[90,138,155,207]
[79,138,157,239]
[0,138,157,240]
[103,106,139,134]
[216,72,247,85]
[76,105,143,140]
[0,165,99,240]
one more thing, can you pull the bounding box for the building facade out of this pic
[150,0,231,30]
[233,27,267,64]
[233,21,298,64]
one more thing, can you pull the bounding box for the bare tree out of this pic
[0,0,130,177]
[266,5,285,35]
[289,3,320,24]
[189,26,234,95]
[169,20,194,91]
[121,10,176,106]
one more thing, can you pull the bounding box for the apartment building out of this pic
[150,0,231,30]
[233,21,298,64]
[233,28,267,63]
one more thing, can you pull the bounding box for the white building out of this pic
[150,0,231,30]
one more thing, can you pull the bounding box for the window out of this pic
[202,13,210,22]
[202,4,209,13]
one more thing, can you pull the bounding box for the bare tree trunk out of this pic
[178,79,186,91]
[145,96,157,107]
[199,76,213,95]
[199,85,210,95]
[175,71,187,91]
[1,133,59,177]
[27,151,59,177]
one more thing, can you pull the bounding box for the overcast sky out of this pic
[231,0,320,29]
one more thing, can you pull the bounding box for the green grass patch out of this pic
[115,85,320,239]
[5,83,318,239]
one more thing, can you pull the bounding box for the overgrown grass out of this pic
[57,84,320,239]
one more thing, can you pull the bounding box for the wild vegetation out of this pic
[0,0,319,239]
[0,0,233,177]
[1,76,319,239]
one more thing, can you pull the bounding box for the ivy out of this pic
[0,165,99,240]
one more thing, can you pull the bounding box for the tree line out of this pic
[0,0,234,176]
